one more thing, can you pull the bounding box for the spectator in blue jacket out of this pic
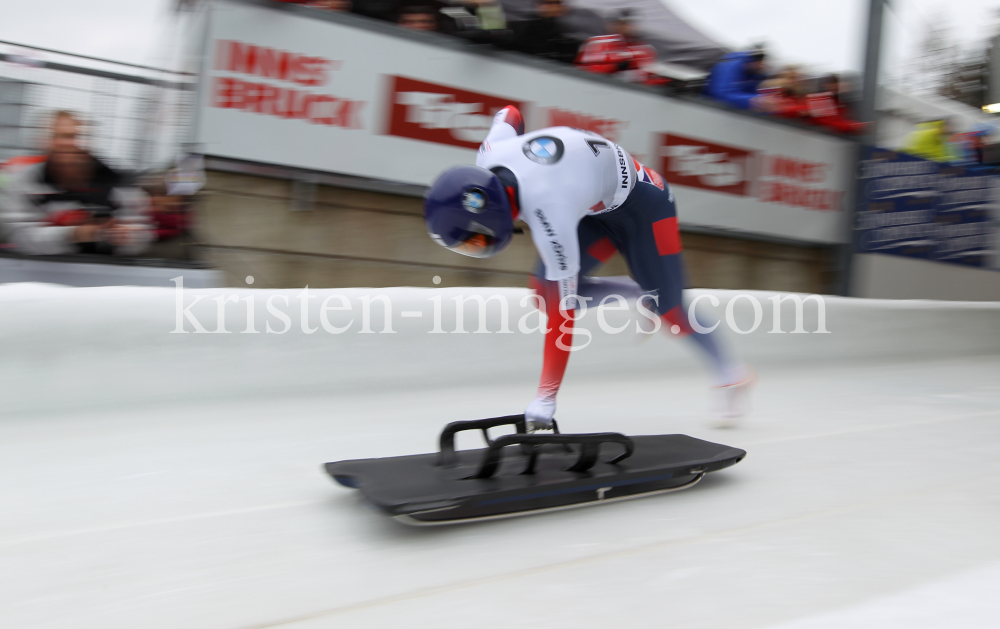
[705,48,767,110]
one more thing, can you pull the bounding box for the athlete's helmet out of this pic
[424,165,513,259]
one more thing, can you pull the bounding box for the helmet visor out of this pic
[452,232,499,258]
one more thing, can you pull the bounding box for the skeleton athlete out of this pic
[424,106,753,428]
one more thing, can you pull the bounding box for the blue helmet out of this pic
[424,165,513,259]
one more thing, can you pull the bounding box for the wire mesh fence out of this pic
[0,52,193,172]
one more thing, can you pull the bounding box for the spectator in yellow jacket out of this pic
[901,119,957,163]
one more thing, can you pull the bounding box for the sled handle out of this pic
[438,415,528,467]
[470,433,634,479]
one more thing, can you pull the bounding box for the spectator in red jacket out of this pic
[803,74,865,134]
[147,186,191,243]
[755,65,808,119]
[575,9,662,85]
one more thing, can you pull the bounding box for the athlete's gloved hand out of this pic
[525,396,556,432]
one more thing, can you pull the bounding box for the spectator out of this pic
[440,0,507,39]
[0,155,47,188]
[0,155,47,248]
[704,47,768,110]
[142,178,195,259]
[0,111,153,256]
[901,120,958,163]
[464,0,506,31]
[755,65,807,118]
[950,123,993,167]
[141,179,188,242]
[802,74,865,134]
[351,0,399,21]
[398,5,438,31]
[506,0,582,64]
[303,0,352,9]
[575,9,663,85]
[142,153,204,250]
[275,0,399,20]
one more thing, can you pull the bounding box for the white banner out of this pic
[195,0,854,244]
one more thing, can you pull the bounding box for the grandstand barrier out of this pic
[176,0,863,291]
[189,0,853,245]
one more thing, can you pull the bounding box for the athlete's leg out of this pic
[611,181,745,388]
[526,217,617,427]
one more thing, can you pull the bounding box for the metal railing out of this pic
[0,42,194,172]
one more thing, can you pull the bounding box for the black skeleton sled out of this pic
[325,415,746,526]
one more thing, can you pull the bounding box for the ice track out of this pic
[1,284,999,629]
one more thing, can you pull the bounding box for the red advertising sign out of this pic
[659,133,755,197]
[210,40,364,129]
[659,133,841,211]
[386,76,524,150]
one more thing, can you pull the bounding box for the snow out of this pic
[1,283,999,628]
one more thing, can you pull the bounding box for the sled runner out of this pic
[325,415,745,526]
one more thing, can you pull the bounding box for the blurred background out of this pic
[1,0,999,299]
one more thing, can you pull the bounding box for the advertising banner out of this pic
[195,0,854,244]
[855,147,1000,270]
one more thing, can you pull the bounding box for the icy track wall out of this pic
[2,283,999,417]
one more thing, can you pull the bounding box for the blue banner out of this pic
[856,147,999,269]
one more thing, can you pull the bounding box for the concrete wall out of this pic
[853,253,1000,301]
[194,170,835,294]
